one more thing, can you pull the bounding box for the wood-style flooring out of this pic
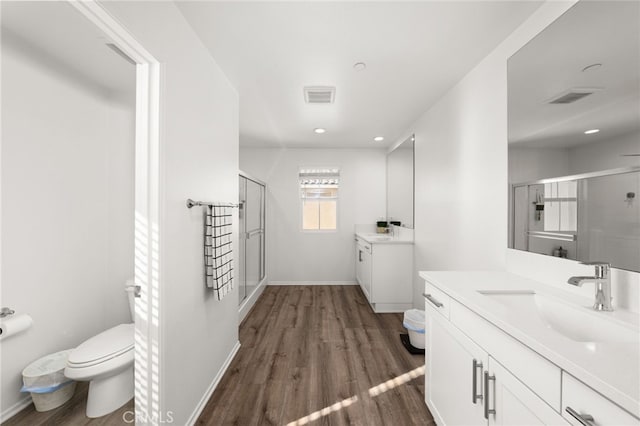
[3,382,133,426]
[197,285,435,426]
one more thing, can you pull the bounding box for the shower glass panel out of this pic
[238,174,265,304]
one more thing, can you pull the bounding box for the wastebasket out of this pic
[21,349,76,412]
[403,309,426,349]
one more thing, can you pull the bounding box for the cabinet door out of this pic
[426,308,488,426]
[361,248,372,300]
[487,357,567,426]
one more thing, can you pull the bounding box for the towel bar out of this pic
[186,198,239,209]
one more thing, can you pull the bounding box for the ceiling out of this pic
[508,0,640,149]
[1,1,135,98]
[176,1,543,149]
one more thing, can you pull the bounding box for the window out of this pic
[299,167,339,231]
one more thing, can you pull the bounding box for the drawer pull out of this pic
[472,359,483,404]
[484,371,496,419]
[566,407,596,426]
[423,293,444,308]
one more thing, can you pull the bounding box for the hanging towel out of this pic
[204,205,234,300]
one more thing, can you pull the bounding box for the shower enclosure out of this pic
[238,173,266,305]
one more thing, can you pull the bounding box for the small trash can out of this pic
[21,349,76,412]
[403,309,426,349]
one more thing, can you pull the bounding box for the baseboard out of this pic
[0,395,32,423]
[186,340,241,426]
[268,281,357,286]
[239,277,267,323]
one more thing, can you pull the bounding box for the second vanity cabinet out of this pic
[422,272,640,426]
[355,235,412,312]
[426,297,564,426]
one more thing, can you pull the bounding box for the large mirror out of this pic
[508,0,640,272]
[387,135,415,228]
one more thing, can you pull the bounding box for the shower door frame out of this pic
[238,171,267,321]
[69,2,162,424]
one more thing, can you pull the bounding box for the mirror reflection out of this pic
[387,135,414,229]
[508,0,640,272]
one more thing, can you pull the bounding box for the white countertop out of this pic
[419,270,640,418]
[355,232,413,245]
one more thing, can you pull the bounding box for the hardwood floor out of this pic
[197,285,435,426]
[3,382,133,426]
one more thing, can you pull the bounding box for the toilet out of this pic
[65,281,136,418]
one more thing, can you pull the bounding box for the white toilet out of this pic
[65,281,136,418]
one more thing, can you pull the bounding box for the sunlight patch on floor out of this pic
[285,365,425,425]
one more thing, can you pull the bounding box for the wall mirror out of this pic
[508,0,640,272]
[387,134,415,228]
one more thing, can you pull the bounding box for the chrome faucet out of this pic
[567,261,613,311]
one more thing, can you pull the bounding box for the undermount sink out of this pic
[478,290,639,343]
[363,234,392,241]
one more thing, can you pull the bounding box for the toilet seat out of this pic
[67,324,134,368]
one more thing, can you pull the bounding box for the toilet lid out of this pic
[67,323,134,367]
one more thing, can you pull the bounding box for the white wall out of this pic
[240,148,386,284]
[509,146,569,183]
[508,130,640,185]
[569,130,640,174]
[101,2,240,424]
[400,0,638,310]
[1,37,135,416]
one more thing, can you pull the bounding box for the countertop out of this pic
[355,232,413,245]
[419,270,640,418]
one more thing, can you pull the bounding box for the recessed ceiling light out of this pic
[582,63,602,72]
[314,128,326,134]
[584,129,600,134]
[373,136,384,142]
[353,62,367,71]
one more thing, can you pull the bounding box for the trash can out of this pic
[403,309,426,349]
[21,349,76,412]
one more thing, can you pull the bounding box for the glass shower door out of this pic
[238,174,265,304]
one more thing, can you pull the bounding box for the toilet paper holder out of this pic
[0,307,15,318]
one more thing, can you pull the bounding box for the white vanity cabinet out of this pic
[422,272,640,426]
[425,300,565,426]
[355,235,412,312]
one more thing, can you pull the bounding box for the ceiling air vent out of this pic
[546,88,601,104]
[304,86,336,104]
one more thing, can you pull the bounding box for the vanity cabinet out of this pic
[355,235,412,312]
[423,273,640,426]
[425,300,565,426]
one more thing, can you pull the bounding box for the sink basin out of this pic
[362,234,392,241]
[478,290,639,343]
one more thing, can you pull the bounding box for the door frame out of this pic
[69,2,162,423]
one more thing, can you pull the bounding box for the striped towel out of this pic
[204,205,234,300]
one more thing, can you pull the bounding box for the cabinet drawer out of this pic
[424,282,451,319]
[562,373,639,426]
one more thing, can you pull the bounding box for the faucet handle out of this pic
[581,261,610,279]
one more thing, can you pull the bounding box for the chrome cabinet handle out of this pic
[565,407,596,426]
[359,250,362,262]
[484,371,496,419]
[472,359,483,404]
[422,293,443,308]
